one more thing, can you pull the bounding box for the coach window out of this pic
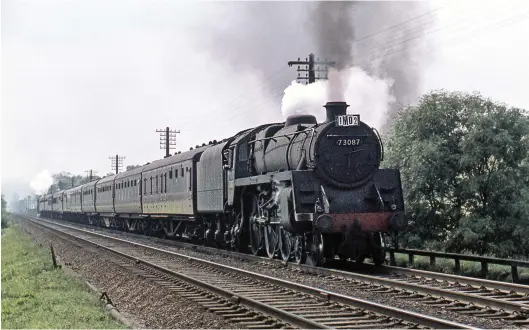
[169,169,173,179]
[150,177,153,195]
[165,173,168,193]
[156,175,159,194]
[144,178,147,195]
[181,167,184,177]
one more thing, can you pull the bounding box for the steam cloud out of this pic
[283,1,434,130]
[30,170,53,195]
[192,1,434,132]
[281,67,395,129]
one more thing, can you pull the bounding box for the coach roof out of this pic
[142,144,210,172]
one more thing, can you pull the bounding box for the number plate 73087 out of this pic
[336,138,362,146]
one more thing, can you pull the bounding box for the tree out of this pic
[383,90,529,258]
[126,165,141,171]
[1,194,9,228]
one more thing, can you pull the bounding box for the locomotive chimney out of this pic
[324,101,349,122]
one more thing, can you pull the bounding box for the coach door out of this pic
[225,146,236,206]
[186,164,193,213]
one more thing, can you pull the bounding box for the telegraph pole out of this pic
[156,127,180,158]
[287,53,336,84]
[109,155,125,174]
[85,169,97,181]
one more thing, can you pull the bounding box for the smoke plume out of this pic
[193,1,434,132]
[309,1,355,70]
[30,170,53,195]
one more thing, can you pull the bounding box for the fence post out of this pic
[480,261,488,278]
[430,255,436,267]
[408,253,414,266]
[454,258,461,274]
[389,251,396,266]
[50,244,58,268]
[511,265,519,283]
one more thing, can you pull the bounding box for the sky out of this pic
[2,0,529,201]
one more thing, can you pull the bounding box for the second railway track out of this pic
[20,215,473,329]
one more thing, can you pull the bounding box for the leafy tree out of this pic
[383,90,529,258]
[45,171,102,194]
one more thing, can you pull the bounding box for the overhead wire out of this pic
[179,5,452,128]
[175,6,454,129]
[352,1,526,67]
[353,9,529,68]
[175,3,527,137]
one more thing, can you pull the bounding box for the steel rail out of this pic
[25,215,529,313]
[26,215,529,296]
[21,215,473,329]
[23,217,321,329]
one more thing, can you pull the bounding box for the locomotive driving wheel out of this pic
[249,218,262,256]
[293,235,306,264]
[264,224,278,259]
[249,196,263,256]
[278,226,293,261]
[308,232,325,267]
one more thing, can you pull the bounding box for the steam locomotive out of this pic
[38,101,407,266]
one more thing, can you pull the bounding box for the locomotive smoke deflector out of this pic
[324,101,349,122]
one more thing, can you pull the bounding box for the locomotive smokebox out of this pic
[324,101,349,122]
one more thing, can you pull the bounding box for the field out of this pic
[1,225,125,329]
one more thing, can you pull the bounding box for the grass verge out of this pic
[1,225,125,329]
[392,253,529,284]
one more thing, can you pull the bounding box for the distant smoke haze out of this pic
[30,170,53,195]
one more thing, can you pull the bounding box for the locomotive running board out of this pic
[234,171,294,186]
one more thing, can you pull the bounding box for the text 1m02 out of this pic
[335,114,360,127]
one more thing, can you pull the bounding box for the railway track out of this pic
[20,214,472,329]
[25,214,529,327]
